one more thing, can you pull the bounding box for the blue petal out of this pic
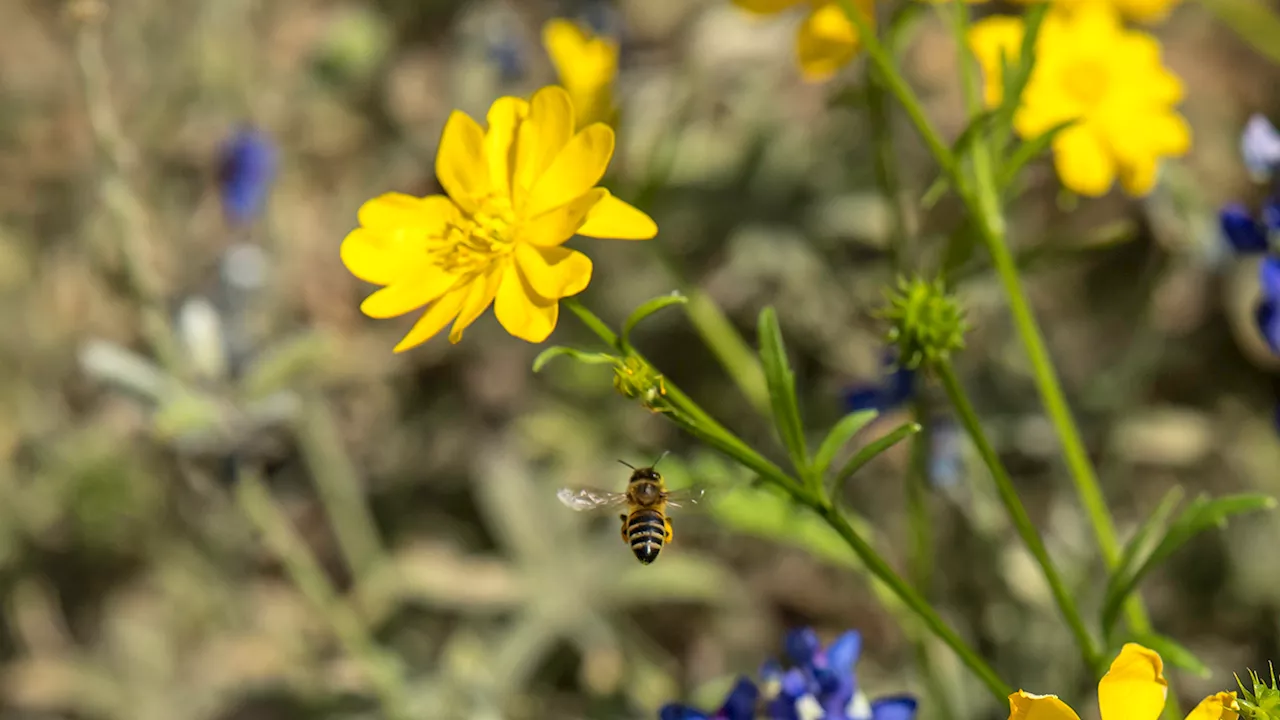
[760,659,784,685]
[1257,299,1280,354]
[843,385,884,414]
[766,696,801,720]
[717,677,759,720]
[779,668,810,699]
[1221,204,1269,253]
[870,696,918,720]
[1262,197,1280,234]
[784,628,822,667]
[218,126,277,224]
[1260,256,1280,298]
[661,706,710,720]
[825,631,863,679]
[1242,114,1280,181]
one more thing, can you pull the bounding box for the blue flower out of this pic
[217,126,277,225]
[843,351,914,416]
[1242,114,1280,182]
[660,677,759,720]
[1258,256,1280,353]
[760,629,918,720]
[1220,200,1280,254]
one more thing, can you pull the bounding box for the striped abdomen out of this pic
[626,508,666,564]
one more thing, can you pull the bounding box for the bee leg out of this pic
[664,517,673,543]
[619,514,628,542]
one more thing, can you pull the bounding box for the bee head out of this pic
[629,467,661,483]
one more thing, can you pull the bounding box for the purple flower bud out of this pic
[217,126,278,225]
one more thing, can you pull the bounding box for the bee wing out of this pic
[663,487,707,509]
[557,487,630,512]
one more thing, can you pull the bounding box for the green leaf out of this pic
[1101,493,1276,634]
[1196,0,1280,66]
[812,410,879,481]
[1109,486,1184,609]
[621,292,688,350]
[831,421,921,488]
[1131,632,1211,678]
[952,109,1002,161]
[756,307,809,479]
[998,118,1077,190]
[532,346,618,373]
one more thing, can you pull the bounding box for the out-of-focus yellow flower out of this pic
[731,0,876,82]
[968,4,1190,197]
[1013,0,1182,24]
[542,19,618,128]
[341,85,657,351]
[1007,644,1238,720]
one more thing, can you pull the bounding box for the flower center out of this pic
[430,195,516,276]
[1060,59,1109,107]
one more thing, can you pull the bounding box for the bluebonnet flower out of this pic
[842,351,915,417]
[1257,256,1280,353]
[1220,199,1280,254]
[1242,114,1280,182]
[760,629,917,720]
[217,126,277,225]
[660,677,759,720]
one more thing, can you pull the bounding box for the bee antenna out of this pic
[651,450,670,469]
[616,459,636,470]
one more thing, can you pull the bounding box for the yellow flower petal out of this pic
[795,1,869,82]
[393,287,467,353]
[341,228,411,285]
[1009,691,1082,720]
[1185,692,1238,720]
[357,193,457,234]
[1052,125,1116,197]
[485,97,529,200]
[525,123,615,218]
[495,265,560,342]
[577,191,658,240]
[543,19,617,128]
[1098,643,1167,720]
[515,243,593,300]
[968,16,1026,108]
[1118,156,1159,196]
[514,86,575,208]
[359,266,458,319]
[732,0,807,13]
[448,265,504,344]
[436,111,491,213]
[522,189,607,247]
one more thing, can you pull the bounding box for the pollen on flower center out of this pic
[1060,59,1110,106]
[431,196,518,276]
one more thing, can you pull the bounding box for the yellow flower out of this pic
[1013,0,1182,24]
[968,4,1191,197]
[1007,644,1238,720]
[542,19,618,129]
[341,85,657,351]
[731,0,876,82]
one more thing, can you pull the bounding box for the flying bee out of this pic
[556,453,705,565]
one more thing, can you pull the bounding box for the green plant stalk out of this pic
[565,299,1012,702]
[235,467,411,720]
[836,0,1157,651]
[934,361,1099,671]
[295,393,386,581]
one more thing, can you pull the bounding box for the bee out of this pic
[556,453,705,565]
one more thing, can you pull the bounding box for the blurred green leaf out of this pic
[621,292,688,350]
[832,421,921,488]
[240,331,336,400]
[1109,486,1184,623]
[812,410,878,481]
[1196,0,1280,65]
[756,307,809,480]
[531,346,618,373]
[1131,632,1211,678]
[1102,493,1276,634]
[998,118,1077,191]
[708,483,861,569]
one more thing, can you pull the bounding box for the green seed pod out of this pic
[879,275,969,369]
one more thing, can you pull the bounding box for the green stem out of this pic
[294,393,386,581]
[566,300,1011,703]
[234,467,411,720]
[934,361,1100,671]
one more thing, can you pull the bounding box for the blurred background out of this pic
[3,0,1280,718]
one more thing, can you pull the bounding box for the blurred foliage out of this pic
[2,0,1280,719]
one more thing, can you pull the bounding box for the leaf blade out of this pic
[757,307,810,479]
